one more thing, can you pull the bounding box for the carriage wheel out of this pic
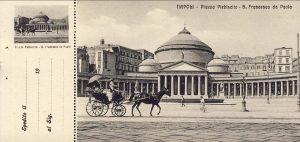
[100,103,109,116]
[111,104,126,117]
[86,101,107,117]
[86,101,102,117]
[111,105,117,116]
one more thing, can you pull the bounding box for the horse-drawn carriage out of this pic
[85,75,126,117]
[85,75,171,117]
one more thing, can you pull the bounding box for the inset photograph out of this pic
[14,5,69,43]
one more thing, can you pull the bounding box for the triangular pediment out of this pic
[160,61,207,72]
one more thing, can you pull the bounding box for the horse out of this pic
[131,88,171,117]
[26,28,36,36]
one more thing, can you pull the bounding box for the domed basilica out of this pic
[134,27,230,98]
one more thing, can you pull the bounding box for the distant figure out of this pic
[181,96,185,107]
[200,96,206,112]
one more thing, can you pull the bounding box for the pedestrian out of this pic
[181,96,185,107]
[200,96,206,112]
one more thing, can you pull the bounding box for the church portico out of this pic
[158,73,208,98]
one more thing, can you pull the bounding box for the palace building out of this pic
[77,27,299,100]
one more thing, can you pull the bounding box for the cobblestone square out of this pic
[78,97,300,141]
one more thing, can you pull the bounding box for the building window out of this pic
[279,66,282,72]
[279,50,282,55]
[279,58,282,64]
[286,50,289,55]
[286,66,290,72]
[286,58,289,63]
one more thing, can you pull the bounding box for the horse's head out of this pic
[160,87,171,97]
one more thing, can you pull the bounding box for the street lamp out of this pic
[241,76,249,112]
[263,57,271,104]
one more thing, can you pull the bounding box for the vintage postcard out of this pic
[1,0,300,142]
[76,1,300,142]
[0,1,75,142]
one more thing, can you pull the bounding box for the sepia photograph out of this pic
[14,5,69,43]
[76,1,300,142]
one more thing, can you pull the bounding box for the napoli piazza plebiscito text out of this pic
[77,27,299,101]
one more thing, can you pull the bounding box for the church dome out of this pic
[207,58,227,66]
[33,12,49,23]
[157,27,213,52]
[139,57,161,72]
[155,27,214,67]
[207,57,229,73]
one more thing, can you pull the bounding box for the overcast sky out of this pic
[15,6,68,19]
[77,1,300,57]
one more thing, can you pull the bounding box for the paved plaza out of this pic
[77,97,300,141]
[14,32,68,43]
[78,121,300,142]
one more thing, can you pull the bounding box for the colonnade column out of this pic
[140,83,143,92]
[293,80,295,96]
[216,83,219,96]
[287,81,290,96]
[178,76,181,95]
[152,83,155,94]
[280,81,283,96]
[164,76,167,89]
[184,76,188,95]
[251,82,254,96]
[205,76,208,97]
[263,82,266,96]
[158,75,161,91]
[129,83,132,94]
[234,83,236,97]
[228,83,231,97]
[171,75,174,95]
[239,83,242,96]
[211,84,214,95]
[198,76,201,95]
[257,82,260,96]
[146,83,149,93]
[191,76,194,95]
[269,82,271,96]
[275,82,278,96]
